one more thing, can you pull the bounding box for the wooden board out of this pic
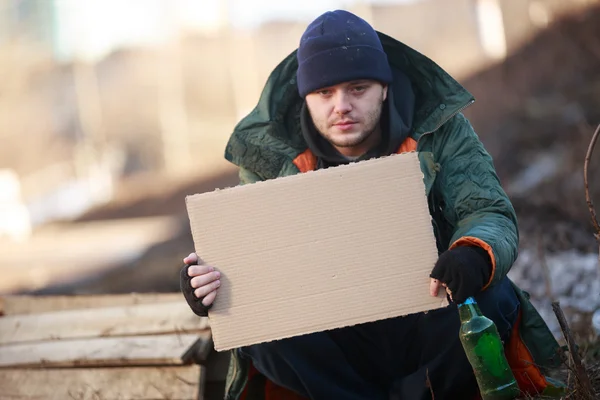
[0,332,211,368]
[0,365,205,400]
[0,293,182,316]
[0,301,209,345]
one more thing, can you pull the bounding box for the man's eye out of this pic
[318,90,331,96]
[352,86,367,93]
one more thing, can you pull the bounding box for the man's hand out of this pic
[429,246,492,304]
[180,253,221,317]
[429,278,451,299]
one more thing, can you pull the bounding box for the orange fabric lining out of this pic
[293,137,417,174]
[239,364,261,400]
[505,310,549,395]
[450,236,496,290]
[396,137,417,153]
[292,149,317,173]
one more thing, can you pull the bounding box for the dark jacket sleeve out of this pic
[434,113,519,288]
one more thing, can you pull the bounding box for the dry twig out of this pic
[552,301,595,398]
[583,123,600,271]
[537,230,555,302]
[425,368,435,399]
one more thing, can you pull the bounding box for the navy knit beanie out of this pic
[296,10,393,97]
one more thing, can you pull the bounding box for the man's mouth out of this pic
[333,121,357,131]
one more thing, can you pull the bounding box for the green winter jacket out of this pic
[219,31,562,400]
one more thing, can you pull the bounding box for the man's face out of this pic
[305,80,387,156]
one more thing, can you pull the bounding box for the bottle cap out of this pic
[459,297,476,306]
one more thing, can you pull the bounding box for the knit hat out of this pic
[296,10,393,97]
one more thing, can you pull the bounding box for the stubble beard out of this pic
[312,94,385,149]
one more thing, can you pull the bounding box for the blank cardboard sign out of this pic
[186,152,445,351]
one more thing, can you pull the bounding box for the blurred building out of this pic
[0,0,225,62]
[0,0,55,49]
[1,0,597,64]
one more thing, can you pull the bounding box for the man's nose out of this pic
[333,92,352,114]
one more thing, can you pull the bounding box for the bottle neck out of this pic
[458,297,482,322]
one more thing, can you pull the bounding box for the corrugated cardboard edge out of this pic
[184,151,420,200]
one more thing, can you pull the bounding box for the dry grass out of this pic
[554,342,599,399]
[512,339,598,400]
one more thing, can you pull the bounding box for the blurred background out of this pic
[0,0,599,338]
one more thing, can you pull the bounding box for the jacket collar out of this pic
[225,31,475,177]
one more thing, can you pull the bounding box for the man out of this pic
[181,10,563,400]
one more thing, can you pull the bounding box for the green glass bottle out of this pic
[458,297,521,400]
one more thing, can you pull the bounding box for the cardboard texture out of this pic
[186,152,445,351]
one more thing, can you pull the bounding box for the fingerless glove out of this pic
[430,246,492,304]
[180,262,212,317]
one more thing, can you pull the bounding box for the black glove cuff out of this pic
[180,263,212,317]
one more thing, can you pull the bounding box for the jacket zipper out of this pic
[417,99,475,253]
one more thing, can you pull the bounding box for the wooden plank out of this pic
[181,335,214,364]
[0,301,209,345]
[0,292,182,316]
[0,332,211,368]
[0,365,205,400]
